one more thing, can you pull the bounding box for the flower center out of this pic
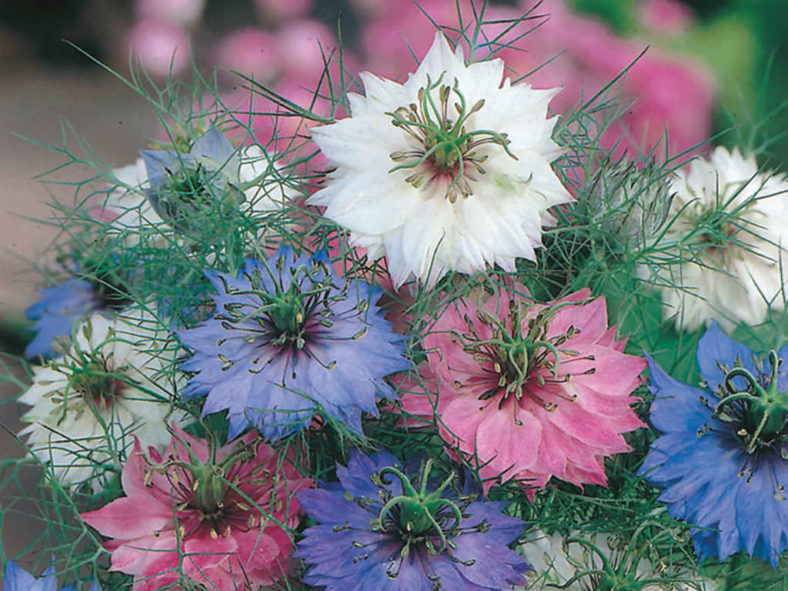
[688,201,746,256]
[146,436,267,539]
[267,288,308,347]
[387,74,517,203]
[60,358,126,411]
[155,164,245,232]
[374,460,464,556]
[713,351,788,451]
[78,257,132,311]
[452,301,587,410]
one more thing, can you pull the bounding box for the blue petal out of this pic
[190,127,234,165]
[140,149,178,192]
[697,322,757,394]
[645,356,709,434]
[24,279,99,359]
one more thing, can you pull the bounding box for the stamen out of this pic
[386,74,516,202]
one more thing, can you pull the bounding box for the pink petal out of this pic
[81,496,173,540]
[473,400,543,478]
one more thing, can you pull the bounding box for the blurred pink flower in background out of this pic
[639,0,694,35]
[507,0,714,159]
[127,19,190,78]
[217,28,280,82]
[353,0,715,160]
[129,0,715,163]
[357,0,471,80]
[275,20,341,86]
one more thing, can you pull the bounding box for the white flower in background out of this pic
[95,158,162,245]
[18,307,186,489]
[240,143,299,214]
[518,530,717,591]
[651,147,788,330]
[309,33,572,287]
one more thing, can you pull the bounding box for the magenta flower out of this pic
[400,286,646,495]
[81,427,312,591]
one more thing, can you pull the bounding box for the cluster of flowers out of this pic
[3,5,788,591]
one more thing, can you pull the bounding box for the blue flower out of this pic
[294,450,530,590]
[640,322,788,567]
[179,248,409,440]
[25,278,100,359]
[2,561,101,591]
[141,127,245,232]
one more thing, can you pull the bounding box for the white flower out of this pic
[18,307,186,489]
[650,147,788,330]
[517,530,717,591]
[308,33,572,287]
[240,144,299,214]
[97,159,162,245]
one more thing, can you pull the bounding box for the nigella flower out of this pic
[19,307,185,489]
[25,278,103,359]
[91,158,165,246]
[584,157,673,252]
[294,450,529,590]
[2,561,101,591]
[517,529,717,590]
[142,126,296,235]
[640,323,788,566]
[179,248,409,440]
[648,146,788,330]
[25,267,132,360]
[399,286,646,494]
[309,33,572,288]
[81,426,312,591]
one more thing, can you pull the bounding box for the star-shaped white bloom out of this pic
[650,147,788,330]
[309,33,572,287]
[518,530,717,590]
[18,307,186,489]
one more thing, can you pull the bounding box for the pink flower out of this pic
[127,19,190,78]
[399,287,645,495]
[639,0,694,35]
[81,427,312,591]
[216,28,281,83]
[275,20,338,85]
[511,0,714,159]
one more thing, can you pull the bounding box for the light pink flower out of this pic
[512,0,714,159]
[127,19,190,78]
[81,427,312,591]
[639,0,694,35]
[216,28,281,83]
[275,20,338,85]
[399,287,645,495]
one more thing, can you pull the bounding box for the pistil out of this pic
[715,350,788,452]
[387,74,517,203]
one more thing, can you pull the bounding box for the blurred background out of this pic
[0,0,785,562]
